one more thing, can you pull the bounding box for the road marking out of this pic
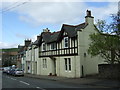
[10,78,16,80]
[36,87,46,90]
[36,87,40,89]
[19,81,30,85]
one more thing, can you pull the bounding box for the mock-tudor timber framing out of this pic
[38,23,87,58]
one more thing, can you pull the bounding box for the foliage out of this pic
[110,11,120,35]
[88,11,120,64]
[96,11,120,35]
[1,48,18,52]
[88,33,120,64]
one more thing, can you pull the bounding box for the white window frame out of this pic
[64,58,71,71]
[42,43,46,51]
[64,37,69,48]
[43,59,47,68]
[51,43,57,50]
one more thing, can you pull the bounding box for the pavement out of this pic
[24,73,120,88]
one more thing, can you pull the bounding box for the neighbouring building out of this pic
[17,40,31,69]
[2,48,18,67]
[24,10,103,78]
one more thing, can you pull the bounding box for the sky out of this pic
[0,0,119,49]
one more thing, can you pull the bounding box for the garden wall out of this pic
[98,64,120,79]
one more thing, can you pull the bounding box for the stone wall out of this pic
[98,64,120,79]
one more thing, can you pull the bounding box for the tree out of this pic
[88,33,120,64]
[110,11,120,35]
[88,11,120,64]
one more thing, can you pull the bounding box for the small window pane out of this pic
[64,37,68,48]
[65,58,67,70]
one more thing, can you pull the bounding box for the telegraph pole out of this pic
[118,1,120,12]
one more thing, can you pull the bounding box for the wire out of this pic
[1,0,21,12]
[1,0,31,14]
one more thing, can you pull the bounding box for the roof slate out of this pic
[62,23,87,37]
[35,22,87,44]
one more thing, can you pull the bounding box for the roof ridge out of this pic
[50,31,60,35]
[63,24,76,27]
[75,22,86,27]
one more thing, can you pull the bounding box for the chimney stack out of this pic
[37,35,40,40]
[85,10,94,25]
[24,39,31,47]
[43,28,50,32]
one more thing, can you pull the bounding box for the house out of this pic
[24,10,102,78]
[25,36,40,74]
[2,48,18,67]
[17,40,31,69]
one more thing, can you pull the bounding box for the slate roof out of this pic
[60,23,87,38]
[32,22,88,45]
[33,39,39,45]
[48,32,60,43]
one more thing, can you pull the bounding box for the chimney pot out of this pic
[86,10,91,17]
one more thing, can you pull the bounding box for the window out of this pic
[65,58,67,70]
[43,59,47,68]
[51,43,57,50]
[42,43,46,51]
[64,58,71,71]
[64,37,69,48]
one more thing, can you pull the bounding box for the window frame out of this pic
[42,43,46,51]
[64,37,69,48]
[64,58,71,71]
[43,59,47,68]
[51,42,57,50]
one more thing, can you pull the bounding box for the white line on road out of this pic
[10,78,16,80]
[36,87,46,90]
[19,81,30,85]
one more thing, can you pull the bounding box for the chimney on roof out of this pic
[43,28,50,32]
[37,35,40,40]
[86,10,91,17]
[85,10,94,25]
[24,39,31,47]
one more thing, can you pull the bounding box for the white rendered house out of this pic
[25,10,102,78]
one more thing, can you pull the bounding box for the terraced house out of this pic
[24,10,103,78]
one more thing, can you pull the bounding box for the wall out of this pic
[57,56,80,78]
[77,17,101,77]
[98,64,120,79]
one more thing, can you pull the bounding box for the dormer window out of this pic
[42,43,46,51]
[51,43,57,50]
[64,37,68,48]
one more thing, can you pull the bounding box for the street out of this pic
[2,73,120,90]
[2,73,90,89]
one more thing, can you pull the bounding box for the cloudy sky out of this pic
[0,0,119,49]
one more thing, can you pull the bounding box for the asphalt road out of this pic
[2,73,119,90]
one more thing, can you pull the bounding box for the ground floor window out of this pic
[43,59,47,68]
[64,58,71,71]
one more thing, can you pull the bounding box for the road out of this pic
[2,73,119,90]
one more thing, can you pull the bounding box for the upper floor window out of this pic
[64,37,69,48]
[42,43,46,51]
[51,43,57,50]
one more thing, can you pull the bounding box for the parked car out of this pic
[6,68,12,75]
[0,67,4,71]
[3,67,10,73]
[9,69,16,75]
[12,68,24,76]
